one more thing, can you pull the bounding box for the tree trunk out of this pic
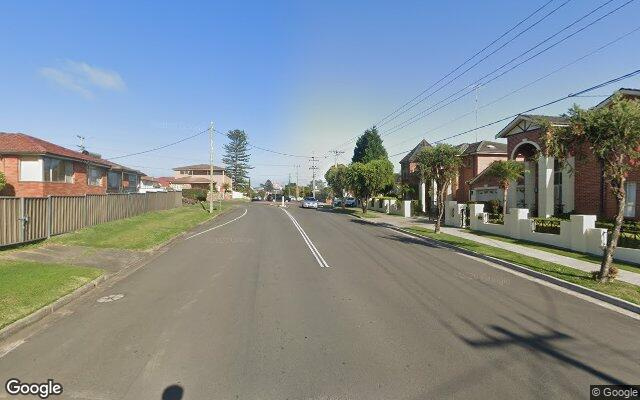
[342,195,346,210]
[435,185,445,233]
[361,197,368,213]
[599,178,626,282]
[502,183,509,223]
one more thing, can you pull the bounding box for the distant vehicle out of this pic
[333,197,342,207]
[266,194,274,202]
[275,194,291,202]
[251,196,262,201]
[344,197,357,207]
[301,197,319,209]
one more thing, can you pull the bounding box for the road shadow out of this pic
[378,232,440,248]
[162,385,184,400]
[454,314,628,386]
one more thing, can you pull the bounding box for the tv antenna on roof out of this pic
[76,135,86,152]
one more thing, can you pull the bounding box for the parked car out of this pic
[344,197,357,207]
[333,197,342,207]
[301,197,319,209]
[251,196,262,201]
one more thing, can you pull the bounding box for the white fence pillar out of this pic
[538,155,554,217]
[402,200,412,218]
[419,179,426,213]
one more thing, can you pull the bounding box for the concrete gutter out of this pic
[352,214,640,316]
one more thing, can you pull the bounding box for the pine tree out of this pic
[352,126,388,163]
[222,129,252,191]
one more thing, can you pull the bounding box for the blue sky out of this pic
[1,0,639,186]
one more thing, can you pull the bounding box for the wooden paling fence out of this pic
[0,192,182,247]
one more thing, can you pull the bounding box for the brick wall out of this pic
[455,154,507,203]
[0,155,107,197]
[506,129,545,158]
[574,152,640,220]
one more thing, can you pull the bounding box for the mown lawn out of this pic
[406,226,640,306]
[0,260,102,329]
[468,229,640,274]
[51,203,231,250]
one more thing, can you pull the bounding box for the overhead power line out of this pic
[109,128,209,160]
[384,24,640,152]
[377,0,571,128]
[381,0,634,139]
[387,68,640,158]
[109,126,320,161]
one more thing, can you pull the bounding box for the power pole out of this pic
[220,169,225,210]
[294,165,300,199]
[209,122,215,214]
[309,156,319,198]
[329,150,345,168]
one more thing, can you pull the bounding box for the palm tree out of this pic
[485,160,524,222]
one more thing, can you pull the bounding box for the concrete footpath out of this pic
[368,213,640,286]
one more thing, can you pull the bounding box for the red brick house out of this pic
[494,88,640,219]
[0,132,143,197]
[455,141,507,203]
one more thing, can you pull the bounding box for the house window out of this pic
[126,174,138,192]
[624,181,637,218]
[43,157,73,183]
[19,156,43,181]
[108,171,121,191]
[88,166,103,186]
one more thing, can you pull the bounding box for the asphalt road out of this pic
[1,203,639,400]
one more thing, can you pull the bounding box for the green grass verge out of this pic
[406,226,640,306]
[467,229,640,275]
[0,260,103,329]
[325,207,380,219]
[50,203,231,250]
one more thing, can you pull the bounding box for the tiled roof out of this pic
[594,88,640,109]
[519,114,569,125]
[156,177,173,187]
[461,140,507,155]
[0,132,112,166]
[172,163,225,171]
[495,114,569,139]
[400,139,431,164]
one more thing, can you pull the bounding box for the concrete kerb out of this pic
[0,204,240,341]
[354,215,640,316]
[0,274,107,341]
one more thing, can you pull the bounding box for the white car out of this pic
[301,197,319,209]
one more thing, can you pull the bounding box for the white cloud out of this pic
[39,60,126,98]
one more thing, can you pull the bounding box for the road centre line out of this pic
[282,208,331,268]
[185,208,248,240]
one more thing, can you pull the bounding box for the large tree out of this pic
[415,144,462,233]
[347,159,394,213]
[325,164,349,209]
[485,160,524,222]
[543,94,640,282]
[262,179,274,192]
[352,126,388,163]
[223,129,252,191]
